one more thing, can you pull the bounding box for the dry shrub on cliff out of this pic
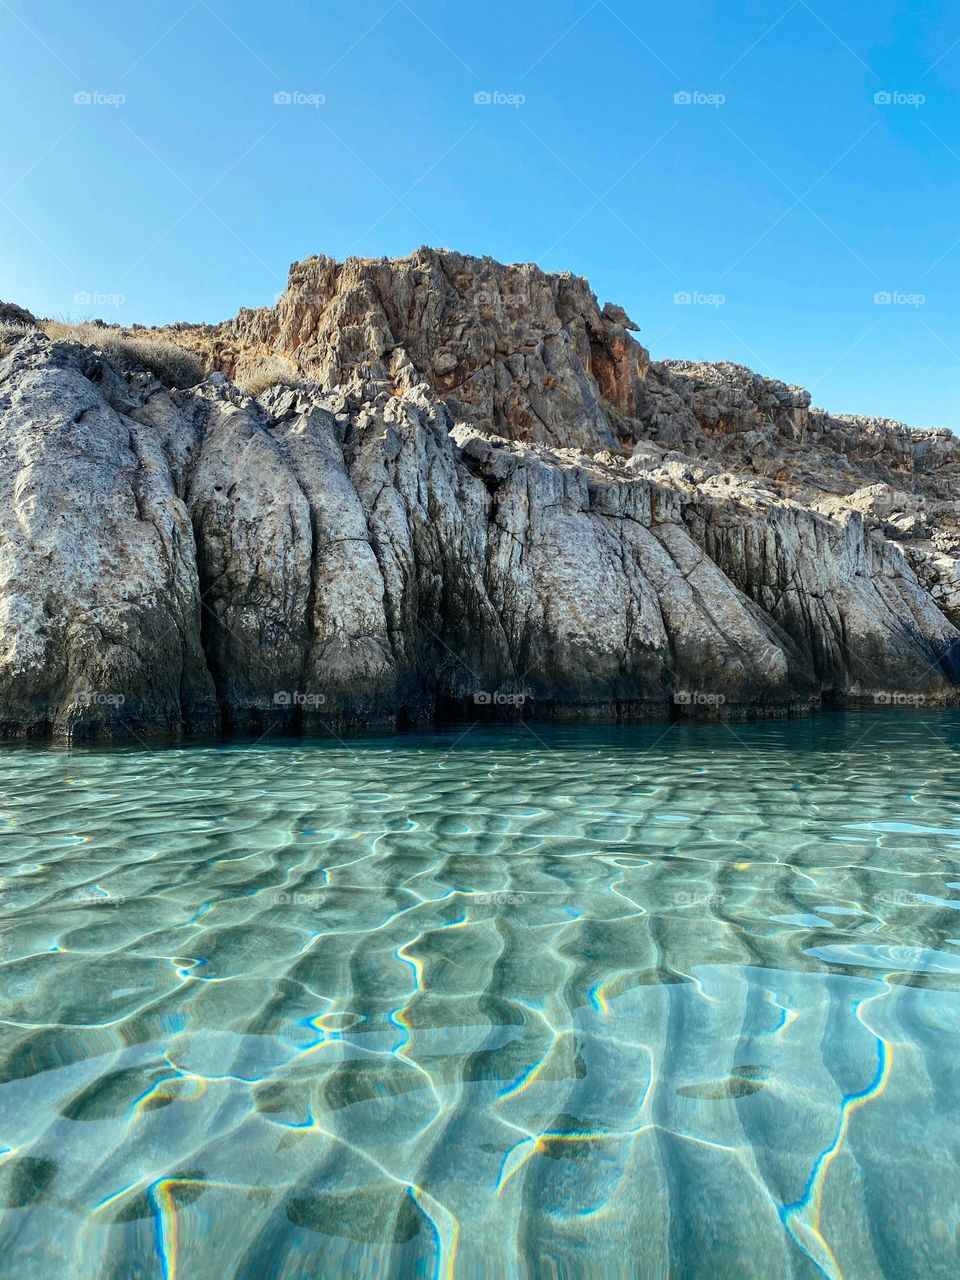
[235,355,305,396]
[0,319,33,341]
[42,320,206,389]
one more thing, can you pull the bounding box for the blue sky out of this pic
[2,0,959,428]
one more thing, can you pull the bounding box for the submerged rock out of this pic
[2,249,959,739]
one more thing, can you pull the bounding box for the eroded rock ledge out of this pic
[1,249,959,738]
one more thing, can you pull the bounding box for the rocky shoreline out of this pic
[2,248,959,739]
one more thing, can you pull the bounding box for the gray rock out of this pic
[0,333,218,736]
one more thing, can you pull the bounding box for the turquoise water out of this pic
[2,713,960,1278]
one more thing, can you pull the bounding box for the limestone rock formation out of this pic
[2,248,959,738]
[160,249,650,451]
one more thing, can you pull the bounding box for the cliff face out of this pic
[165,249,650,452]
[2,249,959,738]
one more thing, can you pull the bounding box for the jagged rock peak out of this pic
[157,247,650,452]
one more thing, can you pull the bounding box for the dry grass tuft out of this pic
[42,320,206,389]
[235,354,305,397]
[0,319,34,341]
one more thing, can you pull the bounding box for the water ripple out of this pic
[1,713,960,1276]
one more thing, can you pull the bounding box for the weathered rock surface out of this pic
[161,249,649,451]
[0,337,219,736]
[2,248,960,738]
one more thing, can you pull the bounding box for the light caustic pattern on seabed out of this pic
[2,714,960,1278]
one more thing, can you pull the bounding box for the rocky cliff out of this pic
[2,247,959,739]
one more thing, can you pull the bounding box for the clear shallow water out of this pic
[2,713,960,1279]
